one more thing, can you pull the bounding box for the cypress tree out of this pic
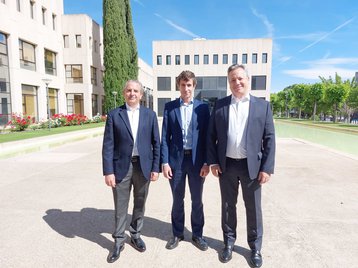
[103,0,138,113]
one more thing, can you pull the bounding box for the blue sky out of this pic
[64,0,358,93]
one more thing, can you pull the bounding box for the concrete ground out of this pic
[0,127,357,267]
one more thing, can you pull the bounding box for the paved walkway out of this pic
[0,129,357,267]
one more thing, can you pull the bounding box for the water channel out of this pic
[275,120,358,156]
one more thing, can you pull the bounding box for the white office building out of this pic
[153,38,272,116]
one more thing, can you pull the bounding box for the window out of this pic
[94,40,98,52]
[175,55,180,65]
[242,53,248,64]
[42,7,46,25]
[232,54,238,64]
[52,14,56,30]
[158,98,171,117]
[203,54,209,64]
[252,53,258,64]
[75,35,81,48]
[22,84,38,120]
[184,55,190,65]
[157,55,162,65]
[223,54,228,64]
[17,0,21,11]
[166,55,171,65]
[195,76,227,90]
[48,88,58,116]
[19,39,36,71]
[65,64,83,83]
[262,53,268,63]
[63,35,69,48]
[30,1,35,19]
[66,93,83,114]
[213,54,218,64]
[251,75,266,90]
[92,94,98,116]
[44,49,56,75]
[0,32,11,126]
[91,66,97,85]
[157,77,171,91]
[194,55,199,65]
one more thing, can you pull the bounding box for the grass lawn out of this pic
[0,122,105,144]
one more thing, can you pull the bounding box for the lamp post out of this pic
[112,91,118,109]
[42,78,52,131]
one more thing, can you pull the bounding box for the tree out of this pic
[103,0,138,113]
[305,83,323,121]
[343,77,358,122]
[290,84,305,119]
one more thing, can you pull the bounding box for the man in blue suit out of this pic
[161,70,210,251]
[207,64,275,267]
[102,80,160,263]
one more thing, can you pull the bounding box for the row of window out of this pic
[0,0,57,30]
[156,53,268,66]
[63,34,99,52]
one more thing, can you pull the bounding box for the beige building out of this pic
[152,38,272,116]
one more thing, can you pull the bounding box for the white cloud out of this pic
[284,66,356,80]
[304,57,358,65]
[275,32,327,41]
[251,8,274,37]
[132,0,145,7]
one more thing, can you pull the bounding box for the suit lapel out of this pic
[247,94,257,134]
[174,99,183,130]
[192,99,199,150]
[137,106,145,141]
[118,105,133,139]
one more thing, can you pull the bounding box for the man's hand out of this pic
[258,171,271,185]
[104,174,116,187]
[200,164,209,178]
[210,164,222,178]
[163,164,173,179]
[150,172,159,181]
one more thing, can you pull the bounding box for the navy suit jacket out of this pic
[207,95,275,179]
[161,98,210,172]
[102,104,160,182]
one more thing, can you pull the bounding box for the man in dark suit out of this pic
[161,70,210,251]
[102,80,160,263]
[207,64,275,267]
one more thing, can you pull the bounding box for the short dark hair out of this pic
[176,70,197,87]
[227,64,249,77]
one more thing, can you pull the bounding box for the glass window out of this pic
[223,54,228,64]
[252,53,258,64]
[52,14,56,30]
[48,88,58,116]
[42,7,46,25]
[232,54,238,64]
[44,49,56,75]
[262,53,268,63]
[251,75,266,90]
[194,55,199,65]
[242,53,248,64]
[92,94,98,116]
[175,55,180,65]
[19,39,36,71]
[166,55,171,65]
[22,84,38,120]
[185,55,190,65]
[157,55,162,65]
[76,35,81,48]
[157,98,171,117]
[213,54,218,64]
[65,64,83,83]
[63,35,69,48]
[0,32,11,126]
[30,1,35,19]
[66,93,83,114]
[91,66,97,85]
[204,54,209,64]
[157,77,171,91]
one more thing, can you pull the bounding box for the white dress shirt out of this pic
[226,94,250,159]
[180,98,193,150]
[126,103,140,156]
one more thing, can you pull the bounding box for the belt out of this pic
[184,149,192,156]
[226,157,247,162]
[131,156,139,162]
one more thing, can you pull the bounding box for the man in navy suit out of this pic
[207,64,275,267]
[161,70,210,251]
[102,80,160,263]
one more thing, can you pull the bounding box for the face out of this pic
[179,79,195,102]
[228,67,250,99]
[123,81,143,107]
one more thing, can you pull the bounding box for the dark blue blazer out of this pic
[207,95,275,179]
[161,98,210,172]
[102,104,160,182]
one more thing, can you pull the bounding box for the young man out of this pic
[161,70,210,251]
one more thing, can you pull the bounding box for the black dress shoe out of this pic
[192,236,208,251]
[250,250,262,267]
[107,242,124,263]
[131,237,146,252]
[165,236,184,250]
[219,245,233,263]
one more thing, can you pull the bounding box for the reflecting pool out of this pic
[275,121,358,156]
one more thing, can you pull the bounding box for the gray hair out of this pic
[123,80,144,94]
[227,64,249,77]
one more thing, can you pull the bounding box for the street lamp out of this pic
[42,78,52,131]
[112,91,118,109]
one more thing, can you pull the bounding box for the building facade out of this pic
[152,38,272,116]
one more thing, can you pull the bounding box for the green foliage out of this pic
[103,0,138,113]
